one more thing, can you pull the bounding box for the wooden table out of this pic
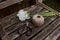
[0,3,60,40]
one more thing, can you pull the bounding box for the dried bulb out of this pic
[32,14,44,27]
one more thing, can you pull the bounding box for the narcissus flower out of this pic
[17,9,30,21]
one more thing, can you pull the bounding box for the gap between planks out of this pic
[45,25,60,40]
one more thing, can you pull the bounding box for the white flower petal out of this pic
[17,9,30,21]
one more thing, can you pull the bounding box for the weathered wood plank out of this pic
[5,22,24,34]
[45,26,60,40]
[15,16,57,40]
[0,26,5,37]
[8,30,19,40]
[31,18,60,40]
[0,25,9,40]
[0,12,19,29]
[0,12,20,40]
[0,0,23,9]
[8,23,27,40]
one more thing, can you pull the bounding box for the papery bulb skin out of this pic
[32,14,44,27]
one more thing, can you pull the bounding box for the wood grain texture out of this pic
[45,26,60,40]
[0,3,60,40]
[15,16,57,40]
[31,18,60,40]
[0,0,23,9]
[0,12,19,29]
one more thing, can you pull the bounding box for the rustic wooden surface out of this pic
[15,16,58,40]
[0,3,60,40]
[31,18,60,40]
[0,0,36,19]
[0,0,23,9]
[45,26,60,40]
